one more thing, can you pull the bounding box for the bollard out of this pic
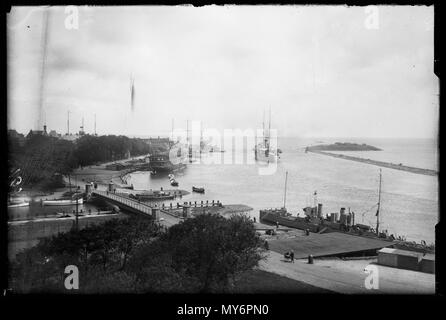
[308,254,314,264]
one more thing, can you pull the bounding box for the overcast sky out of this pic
[7,5,437,138]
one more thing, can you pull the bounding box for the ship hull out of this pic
[8,202,30,208]
[43,198,84,206]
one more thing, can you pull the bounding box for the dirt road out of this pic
[259,251,435,294]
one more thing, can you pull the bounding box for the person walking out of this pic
[290,250,295,263]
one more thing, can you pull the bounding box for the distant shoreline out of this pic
[308,150,438,176]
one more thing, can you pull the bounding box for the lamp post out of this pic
[75,196,79,231]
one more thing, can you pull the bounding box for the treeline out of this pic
[7,131,151,189]
[9,214,265,293]
[74,135,151,166]
[8,133,76,189]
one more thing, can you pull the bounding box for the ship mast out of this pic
[267,107,271,150]
[187,120,192,163]
[376,169,382,235]
[67,110,70,135]
[283,171,288,209]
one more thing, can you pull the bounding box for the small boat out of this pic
[170,180,179,187]
[8,201,30,208]
[192,186,205,194]
[42,198,84,206]
[131,191,175,201]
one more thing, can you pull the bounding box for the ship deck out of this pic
[267,232,395,259]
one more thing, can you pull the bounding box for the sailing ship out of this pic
[255,108,279,163]
[148,122,187,173]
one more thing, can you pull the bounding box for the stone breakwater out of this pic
[308,150,438,176]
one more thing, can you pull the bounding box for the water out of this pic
[126,137,438,243]
[8,202,101,221]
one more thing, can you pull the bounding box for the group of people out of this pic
[284,250,294,263]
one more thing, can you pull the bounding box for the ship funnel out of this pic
[317,203,323,217]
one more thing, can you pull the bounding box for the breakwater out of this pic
[308,150,438,176]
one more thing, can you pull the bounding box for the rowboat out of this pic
[42,198,84,206]
[8,201,30,208]
[192,186,205,194]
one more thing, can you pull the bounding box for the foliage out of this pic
[9,214,265,293]
[9,216,159,293]
[7,132,151,189]
[159,213,266,292]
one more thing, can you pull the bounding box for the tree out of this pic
[159,213,266,292]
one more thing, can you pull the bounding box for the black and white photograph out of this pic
[5,4,439,298]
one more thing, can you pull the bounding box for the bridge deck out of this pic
[91,190,182,227]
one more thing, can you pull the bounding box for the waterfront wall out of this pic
[8,214,127,261]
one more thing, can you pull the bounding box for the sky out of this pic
[7,5,437,138]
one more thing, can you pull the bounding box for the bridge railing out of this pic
[93,190,153,215]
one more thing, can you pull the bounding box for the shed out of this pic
[419,254,435,274]
[378,248,422,271]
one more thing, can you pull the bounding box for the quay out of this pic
[265,232,395,259]
[308,150,438,176]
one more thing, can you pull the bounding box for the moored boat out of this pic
[42,198,84,206]
[255,108,279,163]
[192,186,205,194]
[170,180,179,187]
[130,191,175,201]
[8,201,30,208]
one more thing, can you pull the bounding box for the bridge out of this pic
[91,190,181,228]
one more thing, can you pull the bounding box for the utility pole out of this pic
[376,169,382,235]
[67,110,70,135]
[283,171,288,209]
[75,196,79,231]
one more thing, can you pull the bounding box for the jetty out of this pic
[308,150,437,176]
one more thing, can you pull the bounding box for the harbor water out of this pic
[126,137,438,244]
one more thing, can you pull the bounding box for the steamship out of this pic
[148,138,187,173]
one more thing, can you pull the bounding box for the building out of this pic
[377,248,434,273]
[61,133,80,142]
[8,129,26,146]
